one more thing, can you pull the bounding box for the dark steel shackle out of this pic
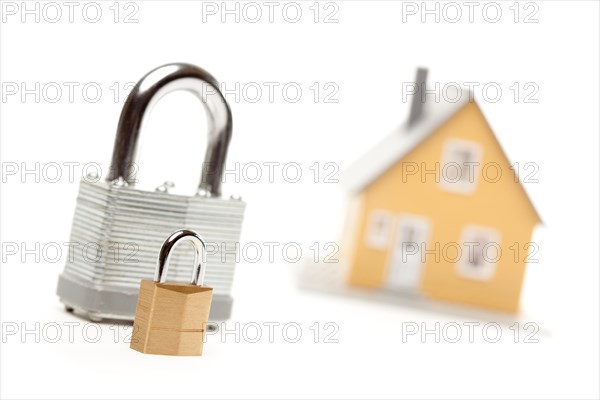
[106,63,232,197]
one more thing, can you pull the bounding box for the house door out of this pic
[387,215,430,291]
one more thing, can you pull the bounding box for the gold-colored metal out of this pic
[130,230,213,356]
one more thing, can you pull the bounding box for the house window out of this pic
[439,139,483,194]
[457,225,501,281]
[365,210,393,249]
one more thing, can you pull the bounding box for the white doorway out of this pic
[387,215,431,291]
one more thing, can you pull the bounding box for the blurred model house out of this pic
[342,69,541,312]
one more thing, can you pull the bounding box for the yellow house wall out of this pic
[346,102,539,312]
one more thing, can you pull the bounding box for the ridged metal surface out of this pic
[62,180,245,294]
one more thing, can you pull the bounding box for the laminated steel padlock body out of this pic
[56,63,245,322]
[131,230,213,356]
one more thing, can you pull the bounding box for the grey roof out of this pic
[342,87,471,193]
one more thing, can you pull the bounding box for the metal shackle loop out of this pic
[107,63,232,197]
[154,229,207,286]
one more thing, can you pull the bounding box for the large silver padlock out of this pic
[57,63,246,322]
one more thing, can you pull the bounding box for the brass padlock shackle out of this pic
[155,229,207,286]
[107,63,232,197]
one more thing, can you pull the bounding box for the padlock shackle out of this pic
[155,229,207,286]
[107,63,232,197]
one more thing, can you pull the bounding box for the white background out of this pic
[1,1,599,399]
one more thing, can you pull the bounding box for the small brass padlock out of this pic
[130,229,213,356]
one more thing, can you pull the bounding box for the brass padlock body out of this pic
[131,280,213,356]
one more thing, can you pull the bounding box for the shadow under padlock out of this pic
[56,63,246,323]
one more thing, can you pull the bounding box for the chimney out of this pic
[408,67,428,127]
